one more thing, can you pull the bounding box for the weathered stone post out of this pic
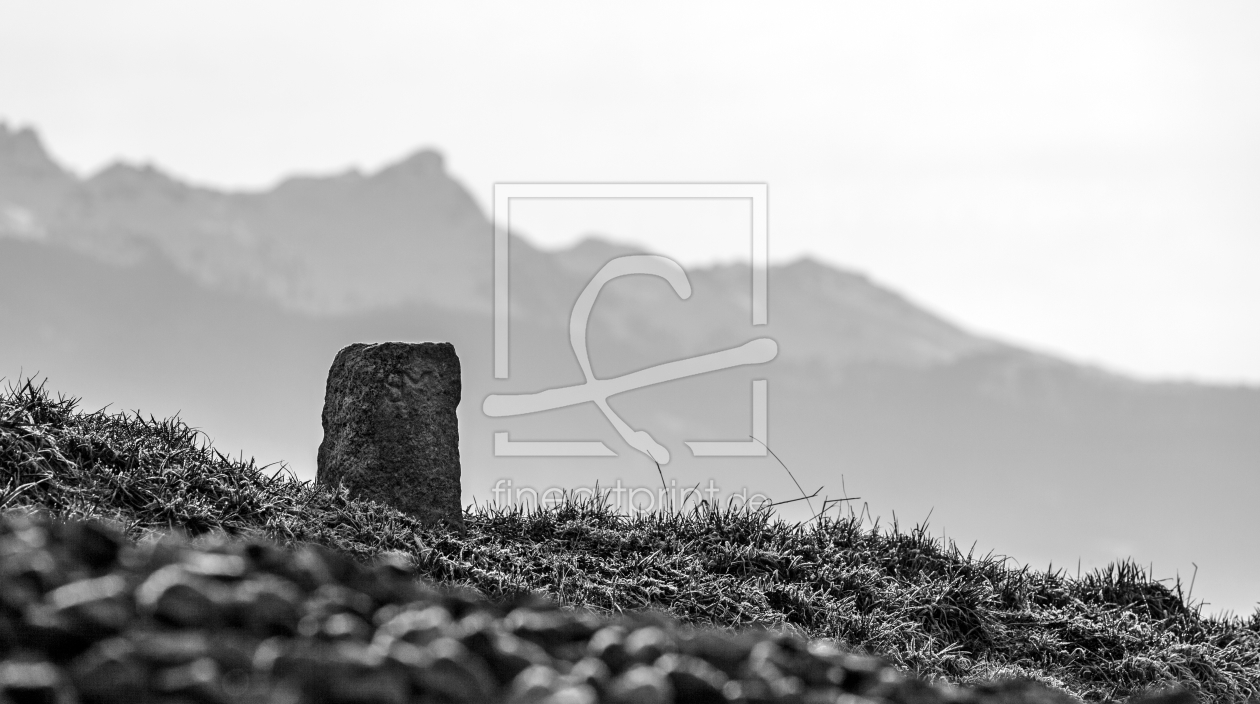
[316,342,464,530]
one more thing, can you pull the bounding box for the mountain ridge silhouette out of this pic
[2,125,1258,615]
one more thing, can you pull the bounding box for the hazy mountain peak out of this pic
[550,235,649,275]
[0,127,1053,369]
[780,254,870,281]
[0,124,67,180]
[374,148,446,181]
[88,161,188,196]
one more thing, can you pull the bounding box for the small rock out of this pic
[800,687,849,704]
[307,584,376,620]
[606,664,673,704]
[59,521,122,572]
[267,640,384,703]
[462,629,552,685]
[70,638,148,704]
[723,677,776,704]
[227,574,302,637]
[769,674,807,703]
[326,669,411,704]
[128,629,211,666]
[21,603,96,662]
[154,582,221,629]
[678,629,755,678]
[374,605,452,649]
[624,626,672,665]
[396,637,498,703]
[204,632,259,673]
[153,656,227,704]
[505,607,598,651]
[566,656,611,692]
[655,652,728,704]
[505,664,562,704]
[45,574,133,640]
[321,612,374,642]
[834,653,891,695]
[180,551,248,580]
[0,660,75,704]
[587,626,630,674]
[543,684,599,704]
[135,565,225,629]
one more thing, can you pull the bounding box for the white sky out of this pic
[2,1,1257,383]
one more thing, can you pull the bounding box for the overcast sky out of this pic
[3,0,1257,383]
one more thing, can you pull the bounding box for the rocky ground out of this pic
[0,512,1195,704]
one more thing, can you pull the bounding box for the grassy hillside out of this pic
[1,378,1257,702]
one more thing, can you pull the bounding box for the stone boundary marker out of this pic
[317,341,464,530]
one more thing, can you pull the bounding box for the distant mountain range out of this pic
[2,123,1258,615]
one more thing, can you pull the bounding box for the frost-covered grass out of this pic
[2,378,1256,702]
